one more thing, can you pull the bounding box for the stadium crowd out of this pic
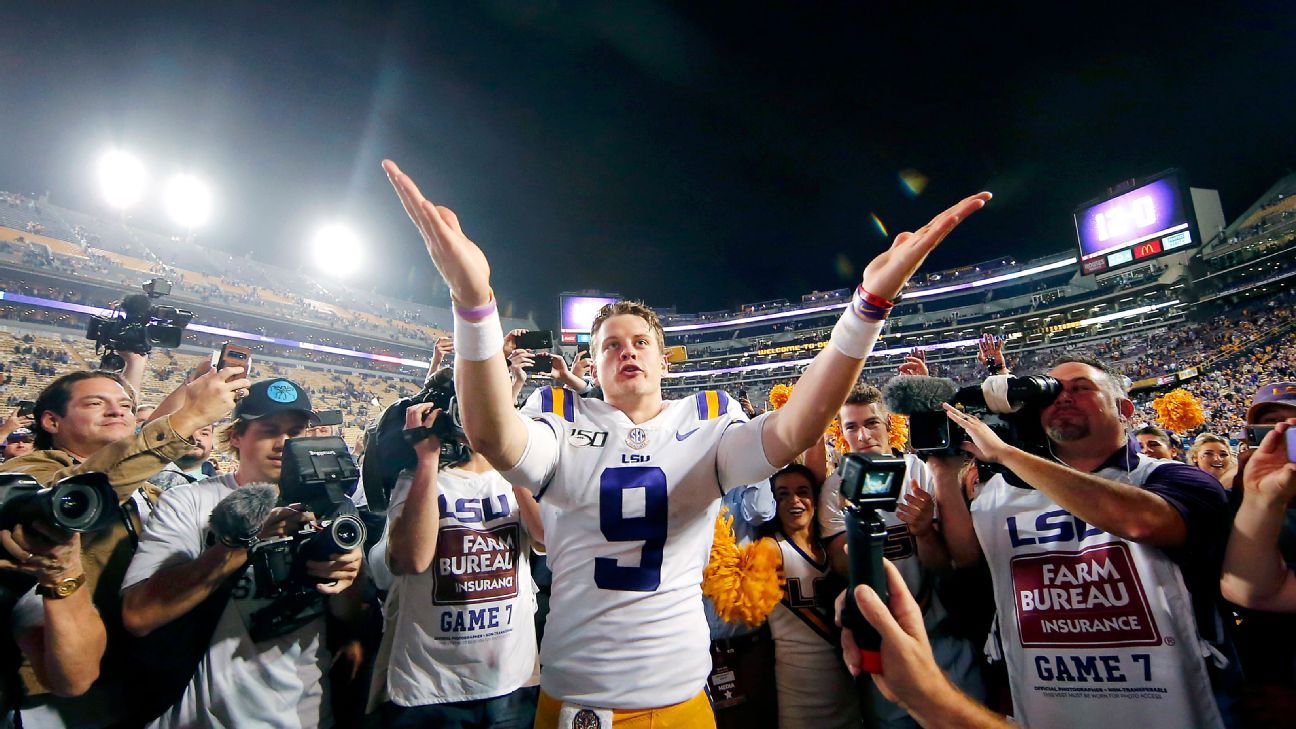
[0,167,1291,729]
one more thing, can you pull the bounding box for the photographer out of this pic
[2,521,105,725]
[366,401,543,727]
[120,377,364,728]
[836,560,1012,729]
[0,366,247,726]
[817,383,983,728]
[945,355,1234,728]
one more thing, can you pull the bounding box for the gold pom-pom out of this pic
[703,509,785,626]
[1152,388,1205,433]
[888,413,909,452]
[769,383,793,410]
[824,417,848,454]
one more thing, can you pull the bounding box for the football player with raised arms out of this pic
[383,158,989,728]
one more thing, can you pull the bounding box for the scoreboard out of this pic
[1074,170,1200,275]
[558,293,620,345]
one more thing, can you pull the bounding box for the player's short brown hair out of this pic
[590,301,667,355]
[843,382,885,409]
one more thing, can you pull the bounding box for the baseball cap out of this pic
[6,428,33,443]
[232,379,315,421]
[1246,381,1296,424]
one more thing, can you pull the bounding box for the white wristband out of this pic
[828,309,884,360]
[452,309,505,362]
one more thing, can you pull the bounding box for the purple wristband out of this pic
[453,295,497,323]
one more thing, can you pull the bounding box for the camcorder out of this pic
[883,374,1060,457]
[361,367,471,515]
[0,472,119,607]
[837,453,907,680]
[246,435,367,641]
[85,278,194,371]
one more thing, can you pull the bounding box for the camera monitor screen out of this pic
[858,471,898,496]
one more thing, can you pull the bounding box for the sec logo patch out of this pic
[573,709,602,729]
[625,427,649,449]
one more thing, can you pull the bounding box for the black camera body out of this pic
[837,453,907,678]
[250,513,367,593]
[86,278,194,370]
[885,374,1060,457]
[0,472,119,533]
[361,368,471,515]
[244,436,368,641]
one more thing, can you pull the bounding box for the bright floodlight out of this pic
[97,150,147,210]
[164,175,213,229]
[311,223,364,277]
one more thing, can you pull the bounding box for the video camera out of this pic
[85,278,194,371]
[0,472,119,534]
[361,367,471,515]
[245,435,368,641]
[837,453,907,678]
[883,374,1060,457]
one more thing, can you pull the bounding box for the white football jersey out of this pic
[508,387,777,709]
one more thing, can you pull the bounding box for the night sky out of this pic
[1,2,1293,327]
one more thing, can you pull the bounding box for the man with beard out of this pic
[148,424,214,491]
[942,354,1236,728]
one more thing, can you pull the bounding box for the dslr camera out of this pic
[85,278,194,371]
[884,374,1060,457]
[0,472,119,534]
[246,435,368,641]
[361,367,471,515]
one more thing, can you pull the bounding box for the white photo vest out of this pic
[971,453,1223,729]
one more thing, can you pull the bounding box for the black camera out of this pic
[0,472,119,533]
[361,367,471,515]
[837,453,907,679]
[85,278,194,371]
[245,436,368,641]
[884,374,1060,457]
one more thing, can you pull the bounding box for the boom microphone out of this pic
[882,375,959,415]
[209,484,278,549]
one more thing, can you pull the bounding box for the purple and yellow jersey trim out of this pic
[539,387,576,422]
[694,390,730,421]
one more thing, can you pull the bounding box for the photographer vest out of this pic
[971,452,1224,729]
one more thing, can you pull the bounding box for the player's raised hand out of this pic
[860,192,992,301]
[383,160,493,307]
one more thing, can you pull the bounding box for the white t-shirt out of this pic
[121,474,331,729]
[380,467,538,706]
[818,452,945,627]
[972,454,1224,728]
[505,388,777,709]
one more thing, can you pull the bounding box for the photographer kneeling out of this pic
[944,355,1234,728]
[120,379,365,728]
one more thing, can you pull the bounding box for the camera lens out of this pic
[330,516,364,550]
[53,484,101,531]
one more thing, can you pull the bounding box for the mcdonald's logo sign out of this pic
[1132,239,1163,260]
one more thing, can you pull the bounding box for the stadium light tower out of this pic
[163,174,213,231]
[311,223,364,278]
[97,150,147,210]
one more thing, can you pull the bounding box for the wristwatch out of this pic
[36,573,86,599]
